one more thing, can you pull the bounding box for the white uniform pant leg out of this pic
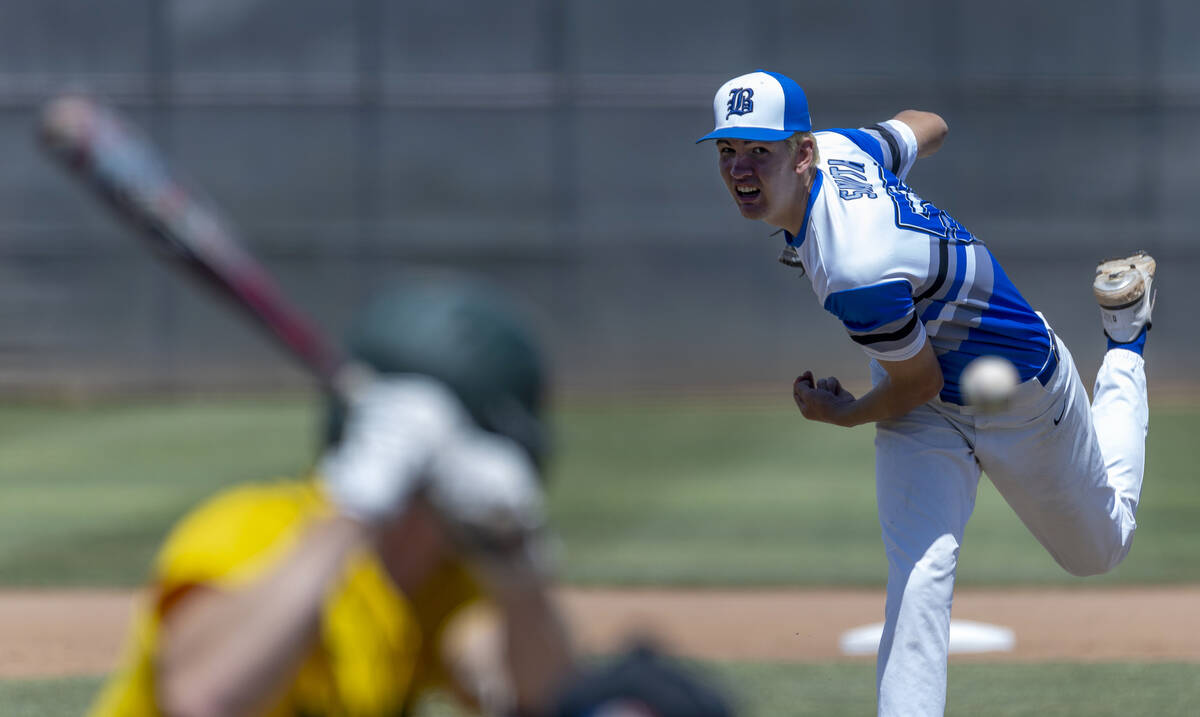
[976,337,1148,576]
[873,398,980,717]
[1090,347,1149,516]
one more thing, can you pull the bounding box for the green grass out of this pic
[549,400,1200,586]
[0,398,1197,587]
[548,399,883,585]
[22,663,1200,717]
[720,660,1200,717]
[332,660,1200,717]
[0,676,104,716]
[0,399,318,585]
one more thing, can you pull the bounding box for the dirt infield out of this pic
[3,586,1200,678]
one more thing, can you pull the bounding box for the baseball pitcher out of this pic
[698,69,1156,716]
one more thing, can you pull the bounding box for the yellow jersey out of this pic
[88,478,481,717]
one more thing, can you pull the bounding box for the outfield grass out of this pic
[0,398,1197,587]
[551,399,1200,586]
[0,399,318,585]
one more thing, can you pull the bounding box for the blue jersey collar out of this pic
[783,169,823,248]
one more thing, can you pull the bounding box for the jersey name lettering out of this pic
[828,159,876,200]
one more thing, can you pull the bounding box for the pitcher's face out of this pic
[716,137,809,232]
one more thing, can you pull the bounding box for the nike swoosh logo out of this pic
[1052,402,1067,426]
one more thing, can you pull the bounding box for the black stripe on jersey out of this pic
[869,122,901,175]
[914,239,950,302]
[850,313,919,346]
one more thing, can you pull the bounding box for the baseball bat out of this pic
[37,95,356,395]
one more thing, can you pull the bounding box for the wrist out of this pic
[817,393,861,427]
[834,404,861,428]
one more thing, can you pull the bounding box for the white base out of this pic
[839,619,1015,656]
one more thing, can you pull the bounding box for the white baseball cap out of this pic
[697,70,811,143]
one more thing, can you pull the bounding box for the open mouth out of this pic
[735,185,761,200]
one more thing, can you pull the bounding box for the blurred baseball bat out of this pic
[37,96,353,395]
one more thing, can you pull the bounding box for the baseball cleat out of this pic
[1093,251,1155,343]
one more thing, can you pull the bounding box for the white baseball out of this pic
[961,355,1019,413]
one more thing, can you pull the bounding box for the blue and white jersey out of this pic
[784,120,1054,405]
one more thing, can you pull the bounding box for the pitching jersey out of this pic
[87,478,480,717]
[782,120,1054,404]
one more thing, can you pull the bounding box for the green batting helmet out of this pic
[325,277,548,464]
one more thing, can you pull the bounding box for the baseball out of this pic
[961,355,1019,413]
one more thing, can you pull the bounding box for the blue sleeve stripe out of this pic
[850,313,919,346]
[846,309,915,339]
[820,128,887,169]
[824,278,914,328]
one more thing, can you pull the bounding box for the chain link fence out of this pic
[1,0,1195,397]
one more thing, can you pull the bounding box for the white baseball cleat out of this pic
[1093,252,1156,343]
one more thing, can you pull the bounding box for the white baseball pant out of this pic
[869,332,1148,716]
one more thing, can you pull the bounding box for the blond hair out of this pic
[786,131,819,166]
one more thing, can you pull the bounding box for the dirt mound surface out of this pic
[4,586,1199,678]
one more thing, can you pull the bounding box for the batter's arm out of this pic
[471,550,575,717]
[793,338,943,427]
[156,516,375,717]
[891,110,948,158]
